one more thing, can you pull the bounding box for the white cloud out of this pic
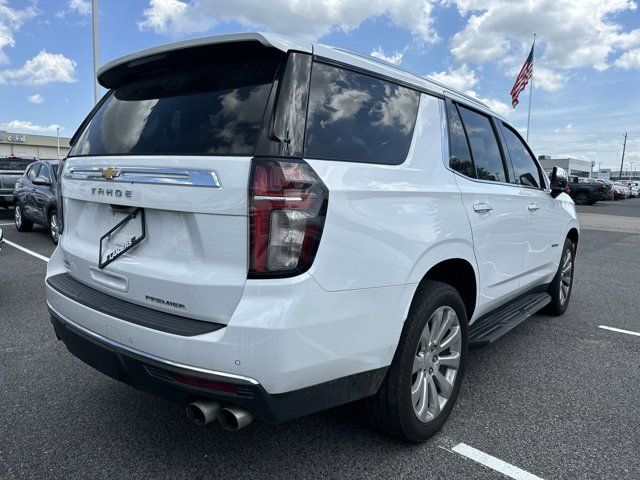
[27,93,44,104]
[446,0,640,91]
[531,66,566,92]
[0,120,60,133]
[426,64,510,117]
[69,0,91,16]
[0,0,38,64]
[615,49,640,69]
[138,0,439,43]
[56,0,92,19]
[466,90,511,117]
[370,47,404,65]
[0,51,77,86]
[427,64,477,91]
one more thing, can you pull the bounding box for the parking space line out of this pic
[451,443,544,480]
[2,239,50,262]
[0,222,15,226]
[598,325,640,337]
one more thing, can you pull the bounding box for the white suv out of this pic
[46,33,579,442]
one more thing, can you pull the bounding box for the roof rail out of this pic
[330,46,490,110]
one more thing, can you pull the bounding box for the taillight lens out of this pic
[249,158,328,278]
[56,159,65,235]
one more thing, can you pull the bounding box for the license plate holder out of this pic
[98,208,146,269]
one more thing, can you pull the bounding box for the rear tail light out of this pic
[249,158,328,278]
[56,159,65,235]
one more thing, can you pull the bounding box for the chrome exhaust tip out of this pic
[218,406,254,431]
[186,400,221,426]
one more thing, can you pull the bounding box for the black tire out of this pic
[574,192,589,205]
[14,203,33,232]
[364,281,468,443]
[542,237,575,316]
[48,208,59,245]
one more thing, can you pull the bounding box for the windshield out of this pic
[0,158,33,171]
[70,52,281,157]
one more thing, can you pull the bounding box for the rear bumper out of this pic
[46,244,410,395]
[0,192,14,203]
[49,307,386,423]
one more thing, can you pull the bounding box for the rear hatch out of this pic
[60,41,285,324]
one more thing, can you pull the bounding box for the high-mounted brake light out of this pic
[249,159,328,278]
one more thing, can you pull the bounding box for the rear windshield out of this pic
[70,54,280,157]
[0,159,33,171]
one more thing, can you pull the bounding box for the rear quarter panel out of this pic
[306,94,477,297]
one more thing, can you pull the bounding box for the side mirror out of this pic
[549,166,569,198]
[32,176,52,186]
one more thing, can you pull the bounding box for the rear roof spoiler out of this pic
[97,32,312,89]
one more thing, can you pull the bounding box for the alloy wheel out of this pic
[559,247,573,305]
[15,205,22,228]
[50,214,59,243]
[411,306,462,423]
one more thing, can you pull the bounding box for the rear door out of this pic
[446,100,527,316]
[498,122,566,288]
[60,43,288,325]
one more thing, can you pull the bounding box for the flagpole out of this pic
[526,33,536,142]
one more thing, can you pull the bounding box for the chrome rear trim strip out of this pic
[64,166,221,188]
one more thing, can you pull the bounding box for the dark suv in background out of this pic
[13,160,60,244]
[1,156,36,208]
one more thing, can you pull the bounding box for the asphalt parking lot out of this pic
[1,200,639,480]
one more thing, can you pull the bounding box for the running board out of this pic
[468,292,551,348]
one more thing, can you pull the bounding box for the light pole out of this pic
[56,127,60,160]
[92,0,100,104]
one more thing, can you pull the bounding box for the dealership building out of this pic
[537,156,594,178]
[0,130,71,160]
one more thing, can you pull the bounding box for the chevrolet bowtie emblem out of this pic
[101,167,119,180]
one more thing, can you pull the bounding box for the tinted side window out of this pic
[447,103,475,177]
[502,124,542,188]
[458,106,506,182]
[27,164,40,181]
[304,63,420,165]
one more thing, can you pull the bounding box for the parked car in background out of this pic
[612,182,629,200]
[13,160,60,244]
[596,180,614,200]
[0,156,36,208]
[579,178,613,201]
[568,176,604,205]
[623,181,639,197]
[45,33,580,443]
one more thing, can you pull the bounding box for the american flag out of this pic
[510,45,534,108]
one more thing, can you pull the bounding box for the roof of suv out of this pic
[97,32,504,122]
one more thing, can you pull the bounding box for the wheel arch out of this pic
[405,240,479,321]
[567,227,579,251]
[46,203,57,219]
[418,258,477,322]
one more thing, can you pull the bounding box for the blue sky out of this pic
[0,0,638,167]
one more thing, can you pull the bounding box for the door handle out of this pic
[527,203,541,212]
[473,203,493,213]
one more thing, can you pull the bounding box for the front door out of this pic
[499,123,566,288]
[32,163,52,224]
